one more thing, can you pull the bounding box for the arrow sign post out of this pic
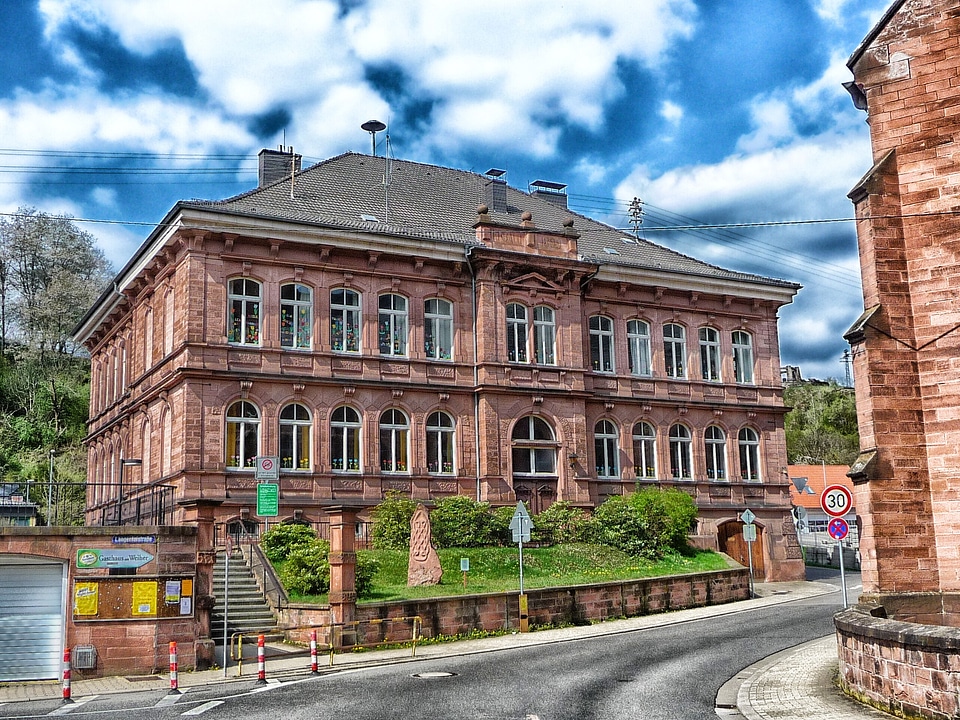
[509,501,532,632]
[740,509,756,597]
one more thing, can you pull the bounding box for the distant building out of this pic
[74,148,805,581]
[788,464,858,545]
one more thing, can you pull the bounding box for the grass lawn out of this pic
[287,544,734,604]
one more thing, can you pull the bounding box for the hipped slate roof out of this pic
[186,152,797,290]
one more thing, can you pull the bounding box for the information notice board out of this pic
[72,576,195,621]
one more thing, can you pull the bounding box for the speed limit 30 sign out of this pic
[820,484,853,517]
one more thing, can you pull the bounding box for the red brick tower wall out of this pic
[848,0,960,592]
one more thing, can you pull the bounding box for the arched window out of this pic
[227,278,261,345]
[511,416,556,476]
[594,420,620,478]
[331,289,361,353]
[632,421,657,479]
[733,331,755,384]
[705,426,727,480]
[379,409,409,473]
[533,306,556,365]
[506,303,528,363]
[378,294,408,356]
[331,406,361,472]
[589,315,615,372]
[627,320,651,376]
[424,298,453,360]
[663,323,686,378]
[225,401,260,469]
[699,327,721,382]
[738,427,761,481]
[280,283,312,350]
[669,424,693,479]
[426,411,456,474]
[279,403,311,470]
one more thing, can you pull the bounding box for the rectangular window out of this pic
[699,327,721,382]
[280,284,312,350]
[627,320,651,376]
[424,299,453,360]
[589,316,615,373]
[733,331,755,384]
[507,304,528,363]
[663,324,686,379]
[331,289,361,353]
[533,306,556,365]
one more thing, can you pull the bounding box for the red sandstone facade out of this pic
[74,151,804,581]
[844,0,960,594]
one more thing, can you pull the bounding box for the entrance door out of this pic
[0,560,65,681]
[718,521,766,579]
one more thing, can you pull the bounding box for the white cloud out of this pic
[660,100,684,125]
[736,98,796,153]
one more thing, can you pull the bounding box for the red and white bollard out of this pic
[62,647,72,703]
[256,634,266,684]
[169,641,180,693]
[309,630,318,674]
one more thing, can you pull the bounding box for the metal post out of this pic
[746,538,755,598]
[518,539,524,595]
[222,541,231,677]
[47,450,54,526]
[838,539,848,608]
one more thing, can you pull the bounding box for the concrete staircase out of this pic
[211,548,279,643]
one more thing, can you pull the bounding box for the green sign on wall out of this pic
[256,483,279,517]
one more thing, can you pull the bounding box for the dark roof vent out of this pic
[484,169,508,213]
[258,146,302,188]
[530,179,568,209]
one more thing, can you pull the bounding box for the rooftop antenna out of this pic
[383,133,393,224]
[628,197,644,238]
[361,119,387,156]
[289,144,295,200]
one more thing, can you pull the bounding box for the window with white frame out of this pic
[733,331,755,384]
[738,427,761,481]
[699,327,722,382]
[511,416,556,476]
[379,409,409,472]
[533,306,557,365]
[627,320,652,376]
[280,283,312,350]
[378,294,408,356]
[669,423,693,479]
[424,298,453,360]
[704,425,727,480]
[594,419,620,478]
[227,278,261,345]
[507,303,529,363]
[331,289,361,353]
[632,421,657,479]
[331,406,361,472]
[663,323,686,378]
[426,411,455,474]
[589,315,615,372]
[225,400,259,469]
[279,403,311,470]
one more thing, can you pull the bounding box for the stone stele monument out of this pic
[407,503,442,586]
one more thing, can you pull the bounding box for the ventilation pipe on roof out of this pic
[483,169,508,213]
[530,180,568,209]
[258,146,302,188]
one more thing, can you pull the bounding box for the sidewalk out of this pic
[0,580,891,718]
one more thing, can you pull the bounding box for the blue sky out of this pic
[0,0,891,380]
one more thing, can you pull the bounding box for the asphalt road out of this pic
[1,567,858,720]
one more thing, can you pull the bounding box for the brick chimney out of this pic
[258,146,302,188]
[530,180,568,209]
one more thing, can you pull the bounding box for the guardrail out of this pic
[230,616,422,676]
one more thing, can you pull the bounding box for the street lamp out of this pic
[117,457,142,526]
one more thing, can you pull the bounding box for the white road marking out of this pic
[47,695,99,715]
[181,700,224,715]
[156,689,189,707]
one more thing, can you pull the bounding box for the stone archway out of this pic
[717,520,765,579]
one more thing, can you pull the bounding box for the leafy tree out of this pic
[0,207,113,356]
[589,488,697,559]
[261,523,318,562]
[371,491,418,550]
[784,381,859,464]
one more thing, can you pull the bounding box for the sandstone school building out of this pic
[73,148,804,581]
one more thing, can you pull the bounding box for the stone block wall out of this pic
[836,603,960,720]
[279,567,749,647]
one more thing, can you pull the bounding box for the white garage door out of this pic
[0,560,65,681]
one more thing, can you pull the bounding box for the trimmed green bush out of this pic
[533,501,591,544]
[371,491,418,550]
[279,539,331,595]
[355,550,379,598]
[430,495,493,548]
[261,523,318,562]
[489,504,516,546]
[589,488,697,559]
